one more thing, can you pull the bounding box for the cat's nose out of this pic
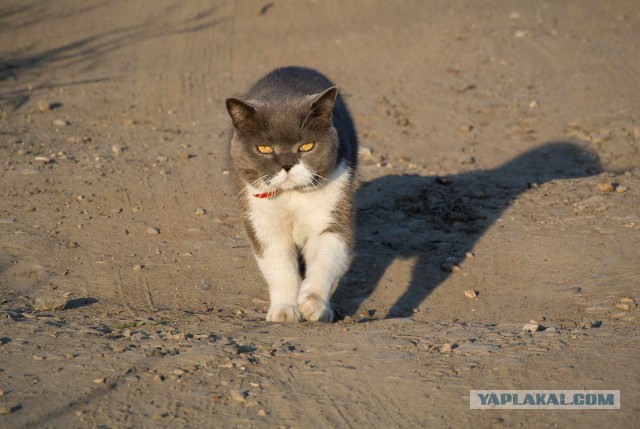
[282,164,293,172]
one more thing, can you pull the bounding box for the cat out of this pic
[225,66,358,322]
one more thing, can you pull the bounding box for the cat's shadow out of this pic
[332,141,600,319]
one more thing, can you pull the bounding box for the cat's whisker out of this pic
[309,173,329,189]
[302,181,316,193]
[250,175,270,189]
[308,176,323,192]
[234,190,248,202]
[312,171,328,180]
[234,174,271,201]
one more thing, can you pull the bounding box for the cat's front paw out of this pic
[298,293,334,322]
[266,304,303,322]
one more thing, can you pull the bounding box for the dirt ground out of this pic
[1,1,639,428]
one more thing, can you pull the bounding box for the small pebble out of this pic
[52,119,68,127]
[35,156,52,163]
[195,208,206,215]
[615,303,632,311]
[0,406,13,415]
[441,343,453,353]
[465,252,475,259]
[177,151,190,160]
[440,263,461,273]
[93,378,106,384]
[112,345,125,353]
[620,297,635,303]
[522,321,540,332]
[36,100,49,111]
[33,294,67,311]
[33,355,45,361]
[590,130,611,144]
[464,290,478,299]
[435,176,452,185]
[111,144,125,155]
[146,226,160,235]
[461,156,476,165]
[396,117,410,127]
[230,390,246,402]
[132,264,143,271]
[615,185,628,193]
[529,100,539,109]
[152,412,169,420]
[579,319,601,329]
[172,332,186,341]
[357,309,371,318]
[358,146,375,159]
[257,409,267,417]
[597,182,615,192]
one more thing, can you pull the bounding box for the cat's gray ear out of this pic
[309,86,338,122]
[226,98,257,130]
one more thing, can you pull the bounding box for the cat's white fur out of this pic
[246,161,351,322]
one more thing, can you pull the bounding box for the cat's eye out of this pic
[298,142,314,152]
[257,145,273,154]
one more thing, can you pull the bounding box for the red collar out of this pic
[253,191,278,199]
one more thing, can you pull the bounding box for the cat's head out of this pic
[226,87,340,194]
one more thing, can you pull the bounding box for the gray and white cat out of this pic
[225,66,357,322]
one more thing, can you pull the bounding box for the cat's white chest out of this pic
[246,163,350,247]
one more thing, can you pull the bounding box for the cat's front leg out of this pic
[255,246,303,322]
[298,232,351,322]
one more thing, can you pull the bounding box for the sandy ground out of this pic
[1,1,640,427]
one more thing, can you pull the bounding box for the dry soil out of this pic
[1,1,639,428]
